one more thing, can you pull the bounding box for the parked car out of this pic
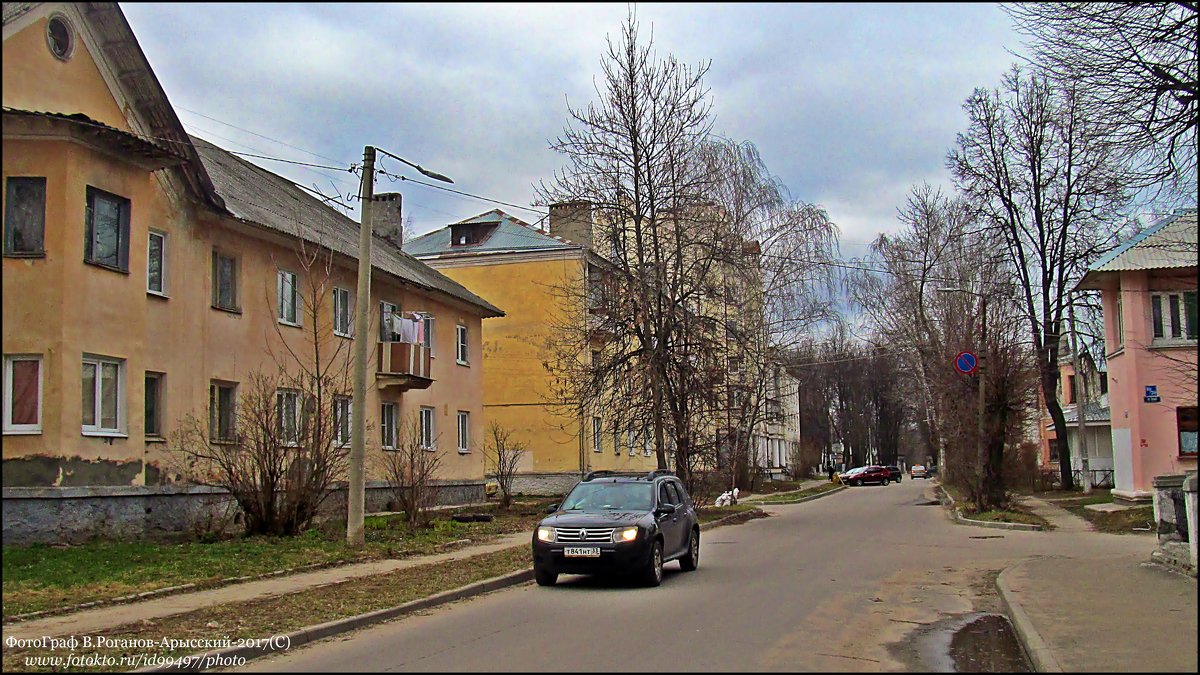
[883,465,903,482]
[910,464,928,479]
[531,470,700,587]
[842,465,893,486]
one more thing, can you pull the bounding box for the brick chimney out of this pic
[549,201,593,248]
[371,192,404,250]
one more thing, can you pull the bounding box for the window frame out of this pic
[457,410,470,454]
[423,316,435,355]
[333,287,353,338]
[3,176,47,257]
[1178,406,1198,458]
[380,301,399,342]
[456,325,469,365]
[419,406,436,450]
[3,354,42,434]
[211,249,240,312]
[1151,291,1198,343]
[592,416,603,453]
[380,402,397,450]
[81,354,125,436]
[628,427,636,456]
[333,395,351,447]
[276,389,300,446]
[277,269,301,327]
[209,380,238,443]
[147,230,168,296]
[144,371,165,439]
[83,186,131,273]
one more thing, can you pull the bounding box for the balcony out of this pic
[376,342,433,391]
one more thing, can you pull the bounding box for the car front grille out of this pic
[555,527,616,543]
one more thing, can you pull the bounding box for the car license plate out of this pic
[564,547,600,557]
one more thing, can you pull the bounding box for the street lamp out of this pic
[347,146,453,548]
[937,287,988,492]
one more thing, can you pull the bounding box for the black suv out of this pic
[531,470,700,587]
[883,465,903,483]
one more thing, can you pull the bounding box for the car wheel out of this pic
[679,529,699,572]
[883,478,890,486]
[643,540,664,587]
[534,564,557,587]
[854,478,863,486]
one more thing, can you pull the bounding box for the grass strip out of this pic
[2,546,531,673]
[1063,504,1155,534]
[758,483,842,504]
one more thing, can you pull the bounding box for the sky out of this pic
[121,3,1026,260]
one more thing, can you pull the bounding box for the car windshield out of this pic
[561,482,654,512]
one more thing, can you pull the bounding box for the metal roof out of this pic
[405,209,580,258]
[190,135,503,317]
[1045,402,1111,428]
[1089,210,1197,272]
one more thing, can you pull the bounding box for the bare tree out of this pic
[1003,2,1198,199]
[483,421,529,510]
[376,416,443,529]
[169,241,352,536]
[948,65,1133,490]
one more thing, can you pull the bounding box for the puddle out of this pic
[891,612,1031,672]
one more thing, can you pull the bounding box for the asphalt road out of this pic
[244,479,1149,672]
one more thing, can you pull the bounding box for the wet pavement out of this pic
[890,612,1032,672]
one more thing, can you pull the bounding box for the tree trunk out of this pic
[1041,361,1074,490]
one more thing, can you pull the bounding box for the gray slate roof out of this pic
[1046,402,1111,428]
[405,209,579,258]
[190,135,503,317]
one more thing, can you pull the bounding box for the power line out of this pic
[375,166,547,217]
[176,106,350,167]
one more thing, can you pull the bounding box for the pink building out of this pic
[1077,209,1197,501]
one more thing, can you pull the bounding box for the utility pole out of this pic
[347,145,376,547]
[1068,300,1092,493]
[977,294,987,500]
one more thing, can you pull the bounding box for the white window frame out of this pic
[643,426,652,456]
[334,395,351,447]
[1151,291,1197,343]
[456,325,469,365]
[381,402,397,449]
[147,230,167,296]
[380,301,399,342]
[82,354,125,436]
[423,316,435,355]
[333,287,353,338]
[457,410,470,453]
[276,389,300,446]
[419,406,435,450]
[628,428,636,456]
[592,417,602,453]
[3,355,42,434]
[277,270,300,326]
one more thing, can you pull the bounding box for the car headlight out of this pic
[613,527,639,543]
[536,526,555,543]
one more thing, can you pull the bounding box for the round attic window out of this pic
[47,15,75,61]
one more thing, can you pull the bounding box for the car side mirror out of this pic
[546,503,559,514]
[656,503,677,517]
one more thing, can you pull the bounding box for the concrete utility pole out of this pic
[978,294,987,495]
[347,146,376,547]
[1068,300,1092,494]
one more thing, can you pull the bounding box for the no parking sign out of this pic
[954,351,978,375]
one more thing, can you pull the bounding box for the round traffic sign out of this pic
[954,351,978,375]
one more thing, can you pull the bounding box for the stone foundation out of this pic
[1151,472,1197,577]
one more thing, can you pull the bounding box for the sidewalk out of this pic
[994,495,1198,673]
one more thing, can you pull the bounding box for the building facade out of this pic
[1077,209,1197,501]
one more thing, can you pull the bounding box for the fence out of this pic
[1034,468,1115,492]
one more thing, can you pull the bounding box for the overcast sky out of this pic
[121,3,1026,259]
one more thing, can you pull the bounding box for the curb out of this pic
[937,485,1043,531]
[995,563,1063,673]
[754,485,847,505]
[135,568,535,672]
[699,507,766,530]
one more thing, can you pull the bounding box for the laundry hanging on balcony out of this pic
[389,312,427,344]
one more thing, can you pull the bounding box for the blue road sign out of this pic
[1145,385,1160,403]
[955,351,978,375]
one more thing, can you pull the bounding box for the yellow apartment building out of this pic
[2,3,503,543]
[406,206,658,493]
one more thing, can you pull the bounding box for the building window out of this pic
[456,325,469,364]
[4,177,46,256]
[1115,292,1124,349]
[147,230,167,295]
[1066,375,1076,405]
[380,301,399,342]
[419,406,435,449]
[144,372,164,437]
[333,395,351,447]
[381,402,397,449]
[209,381,237,442]
[457,411,470,453]
[275,389,301,446]
[1179,407,1198,457]
[277,270,300,325]
[46,14,75,60]
[1048,439,1059,462]
[423,316,435,353]
[593,417,603,453]
[333,287,352,337]
[84,187,131,272]
[614,425,621,456]
[628,427,636,456]
[212,250,239,311]
[643,426,652,456]
[82,355,124,434]
[3,355,41,434]
[1152,291,1198,341]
